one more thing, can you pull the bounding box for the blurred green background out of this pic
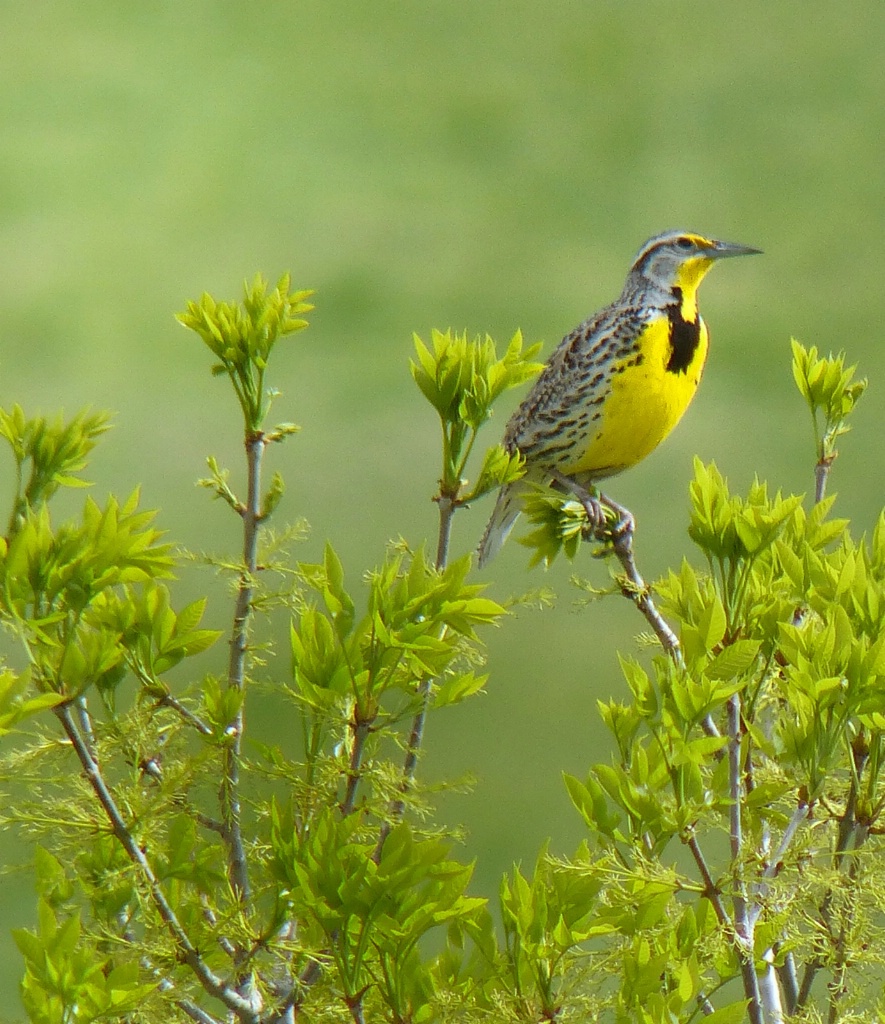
[1,0,884,1006]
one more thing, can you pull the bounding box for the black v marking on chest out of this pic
[666,287,702,375]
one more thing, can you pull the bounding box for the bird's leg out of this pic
[549,471,607,535]
[596,491,636,540]
[549,472,680,657]
[549,473,634,542]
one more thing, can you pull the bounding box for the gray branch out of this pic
[56,703,259,1022]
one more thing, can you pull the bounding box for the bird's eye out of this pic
[676,236,694,250]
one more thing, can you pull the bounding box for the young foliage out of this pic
[14,901,156,1023]
[0,671,63,736]
[4,272,885,1024]
[287,541,505,824]
[0,406,110,535]
[177,272,314,430]
[2,282,530,1024]
[792,337,867,502]
[272,811,485,1021]
[499,843,606,1020]
[410,327,542,507]
[518,488,607,567]
[547,343,884,1022]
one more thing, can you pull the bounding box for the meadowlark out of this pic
[477,230,761,566]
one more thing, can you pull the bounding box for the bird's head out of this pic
[629,230,761,314]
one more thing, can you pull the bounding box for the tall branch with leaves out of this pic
[0,413,238,1019]
[791,338,866,504]
[550,340,884,1024]
[178,274,313,915]
[378,329,543,842]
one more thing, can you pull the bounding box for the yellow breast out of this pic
[564,314,709,480]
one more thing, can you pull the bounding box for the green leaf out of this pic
[701,1001,751,1024]
[434,671,487,707]
[463,444,526,503]
[705,640,761,680]
[698,594,727,652]
[564,772,621,838]
[262,470,286,518]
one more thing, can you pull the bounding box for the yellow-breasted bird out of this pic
[477,230,761,566]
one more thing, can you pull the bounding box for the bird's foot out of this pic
[597,493,635,543]
[549,472,635,546]
[577,493,610,538]
[579,496,634,550]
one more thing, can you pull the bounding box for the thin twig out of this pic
[377,679,430,853]
[685,833,730,928]
[595,496,722,746]
[724,694,764,1024]
[341,719,371,817]
[688,815,770,1020]
[134,912,225,1023]
[600,497,770,1016]
[797,746,870,1008]
[748,802,812,933]
[277,959,323,1021]
[56,704,258,1021]
[584,490,763,1012]
[346,994,367,1024]
[830,822,869,1023]
[222,430,266,909]
[177,1001,224,1024]
[792,447,854,1012]
[557,480,682,662]
[264,1005,295,1024]
[201,894,239,961]
[727,695,744,859]
[435,494,456,571]
[377,494,456,853]
[156,693,214,736]
[797,959,817,1008]
[151,971,223,1024]
[746,799,813,1011]
[194,811,227,836]
[697,993,716,1016]
[814,456,833,505]
[760,415,838,1014]
[765,802,811,875]
[728,695,747,923]
[609,525,681,660]
[75,696,97,760]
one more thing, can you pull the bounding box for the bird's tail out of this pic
[476,481,527,568]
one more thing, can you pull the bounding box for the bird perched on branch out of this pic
[477,230,761,566]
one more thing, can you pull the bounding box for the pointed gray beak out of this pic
[708,239,763,259]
